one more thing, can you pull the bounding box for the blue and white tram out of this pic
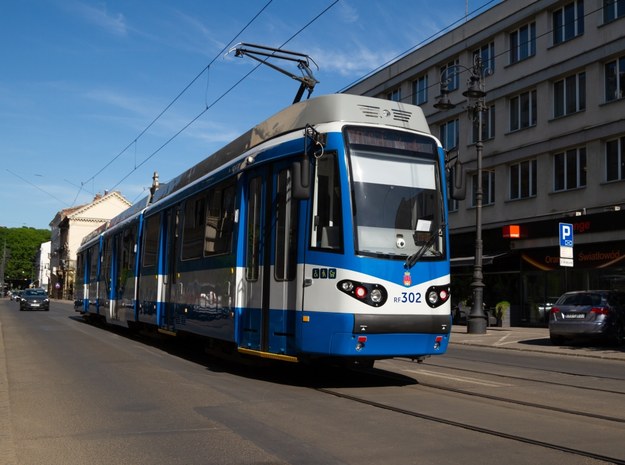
[76,93,452,365]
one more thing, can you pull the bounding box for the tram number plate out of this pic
[394,292,422,304]
[563,313,585,319]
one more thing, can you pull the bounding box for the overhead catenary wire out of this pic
[72,0,497,204]
[76,0,275,203]
[107,0,339,193]
[376,0,610,107]
[337,0,501,95]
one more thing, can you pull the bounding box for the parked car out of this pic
[549,290,625,345]
[11,290,23,301]
[19,288,50,311]
[537,297,559,322]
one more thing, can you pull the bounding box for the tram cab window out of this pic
[310,152,343,251]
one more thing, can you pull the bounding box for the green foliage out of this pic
[0,227,51,285]
[495,300,510,319]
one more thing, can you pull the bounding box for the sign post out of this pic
[559,223,574,267]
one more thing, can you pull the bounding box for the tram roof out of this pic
[79,94,433,247]
[150,94,430,205]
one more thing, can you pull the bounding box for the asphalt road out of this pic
[2,298,624,465]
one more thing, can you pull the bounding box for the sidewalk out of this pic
[449,325,625,361]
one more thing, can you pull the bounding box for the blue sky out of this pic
[1,0,499,230]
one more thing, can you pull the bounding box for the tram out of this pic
[75,93,452,365]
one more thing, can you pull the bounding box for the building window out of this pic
[509,90,537,131]
[605,55,625,102]
[472,171,495,206]
[440,58,460,92]
[412,75,428,105]
[387,88,401,102]
[554,148,586,191]
[554,72,586,117]
[510,159,537,199]
[472,105,495,143]
[509,22,536,64]
[606,136,625,181]
[439,119,459,151]
[604,0,625,22]
[553,0,584,45]
[473,42,495,76]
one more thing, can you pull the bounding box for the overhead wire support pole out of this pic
[230,42,319,104]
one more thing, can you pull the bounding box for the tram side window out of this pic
[205,181,236,255]
[102,237,113,294]
[311,152,343,250]
[143,215,160,267]
[182,193,206,260]
[275,168,298,281]
[119,225,137,284]
[120,227,135,271]
[246,177,262,281]
[89,245,98,279]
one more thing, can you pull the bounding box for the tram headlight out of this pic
[425,284,451,308]
[337,280,388,307]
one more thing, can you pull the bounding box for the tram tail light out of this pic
[434,335,443,350]
[355,286,367,299]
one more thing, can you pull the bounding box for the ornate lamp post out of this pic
[434,56,488,334]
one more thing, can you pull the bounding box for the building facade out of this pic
[345,0,625,326]
[34,240,51,291]
[49,192,132,300]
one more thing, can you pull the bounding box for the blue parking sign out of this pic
[559,223,574,247]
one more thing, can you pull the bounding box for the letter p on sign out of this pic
[559,223,574,247]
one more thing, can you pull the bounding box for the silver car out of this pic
[549,290,625,345]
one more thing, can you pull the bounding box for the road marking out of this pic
[404,369,511,387]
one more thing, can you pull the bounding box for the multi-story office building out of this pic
[345,0,625,326]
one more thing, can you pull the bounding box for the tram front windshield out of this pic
[345,126,445,260]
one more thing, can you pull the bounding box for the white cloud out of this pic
[70,1,128,37]
[312,45,398,79]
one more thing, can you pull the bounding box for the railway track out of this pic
[317,385,625,465]
[303,355,625,465]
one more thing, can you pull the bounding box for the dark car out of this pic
[549,290,625,345]
[19,288,50,311]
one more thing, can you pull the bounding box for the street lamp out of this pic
[434,56,488,334]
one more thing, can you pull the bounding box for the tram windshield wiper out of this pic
[404,226,443,269]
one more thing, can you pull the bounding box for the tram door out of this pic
[160,206,180,333]
[240,162,300,354]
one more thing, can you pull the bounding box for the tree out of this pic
[0,227,51,288]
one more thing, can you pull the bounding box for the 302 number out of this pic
[394,292,422,304]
